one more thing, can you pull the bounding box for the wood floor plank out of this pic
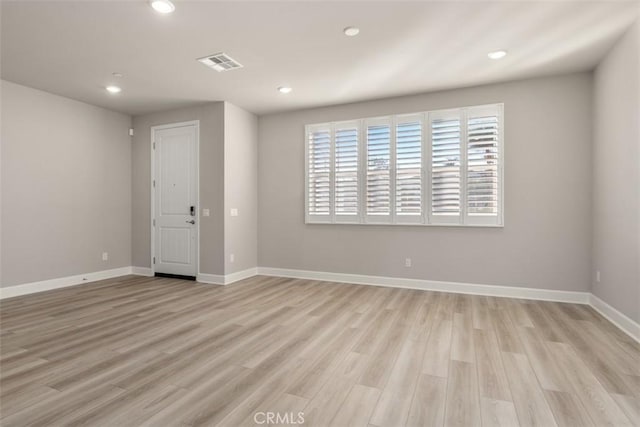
[501,351,557,427]
[471,296,493,330]
[492,308,524,353]
[285,325,360,399]
[358,293,420,389]
[544,390,595,427]
[610,393,640,425]
[408,293,435,342]
[546,341,634,427]
[480,398,520,427]
[444,360,481,427]
[422,318,452,378]
[524,302,566,343]
[370,337,428,427]
[552,317,636,395]
[138,364,251,426]
[407,374,446,427]
[450,312,475,363]
[328,384,380,427]
[1,384,127,426]
[0,384,60,419]
[301,352,369,427]
[516,326,571,392]
[474,329,512,401]
[502,298,534,328]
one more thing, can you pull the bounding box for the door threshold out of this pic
[154,273,196,281]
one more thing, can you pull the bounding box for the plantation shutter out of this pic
[334,121,360,221]
[304,104,503,226]
[306,125,332,222]
[395,115,423,222]
[365,118,392,221]
[466,105,503,225]
[430,110,462,223]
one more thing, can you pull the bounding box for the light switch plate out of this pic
[230,208,239,217]
[202,208,210,217]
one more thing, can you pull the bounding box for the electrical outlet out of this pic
[596,270,601,283]
[230,253,235,263]
[102,252,109,261]
[405,258,412,267]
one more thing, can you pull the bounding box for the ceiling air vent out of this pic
[197,53,243,72]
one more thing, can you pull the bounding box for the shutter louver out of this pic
[431,118,461,216]
[335,127,359,216]
[467,115,499,216]
[366,123,391,216]
[307,128,331,216]
[396,121,422,216]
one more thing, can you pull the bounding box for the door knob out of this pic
[186,219,195,224]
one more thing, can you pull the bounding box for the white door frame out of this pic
[150,120,200,276]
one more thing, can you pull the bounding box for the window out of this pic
[335,122,359,218]
[396,116,422,219]
[305,104,503,226]
[366,118,391,220]
[307,125,331,218]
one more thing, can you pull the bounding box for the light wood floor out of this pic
[1,275,639,427]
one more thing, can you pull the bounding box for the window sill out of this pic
[305,221,504,228]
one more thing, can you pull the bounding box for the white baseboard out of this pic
[4,265,636,343]
[257,267,640,342]
[196,272,225,285]
[131,266,153,276]
[196,267,258,286]
[224,267,258,285]
[0,266,133,300]
[589,294,640,343]
[256,267,590,304]
[0,265,256,297]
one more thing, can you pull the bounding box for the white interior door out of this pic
[153,123,198,277]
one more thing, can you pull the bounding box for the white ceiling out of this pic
[1,1,638,116]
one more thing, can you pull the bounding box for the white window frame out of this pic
[394,113,425,225]
[364,116,394,224]
[334,120,361,224]
[305,103,504,227]
[429,108,464,226]
[464,104,504,226]
[305,123,333,224]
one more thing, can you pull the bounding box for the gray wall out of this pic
[592,23,640,322]
[1,80,132,287]
[258,73,593,292]
[131,103,225,275]
[224,102,258,274]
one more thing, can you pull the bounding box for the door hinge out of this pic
[153,142,156,150]
[153,180,156,188]
[153,257,156,264]
[153,218,156,226]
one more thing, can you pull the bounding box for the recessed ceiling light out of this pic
[106,85,122,94]
[488,50,507,59]
[278,86,292,94]
[150,0,175,14]
[343,26,360,37]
